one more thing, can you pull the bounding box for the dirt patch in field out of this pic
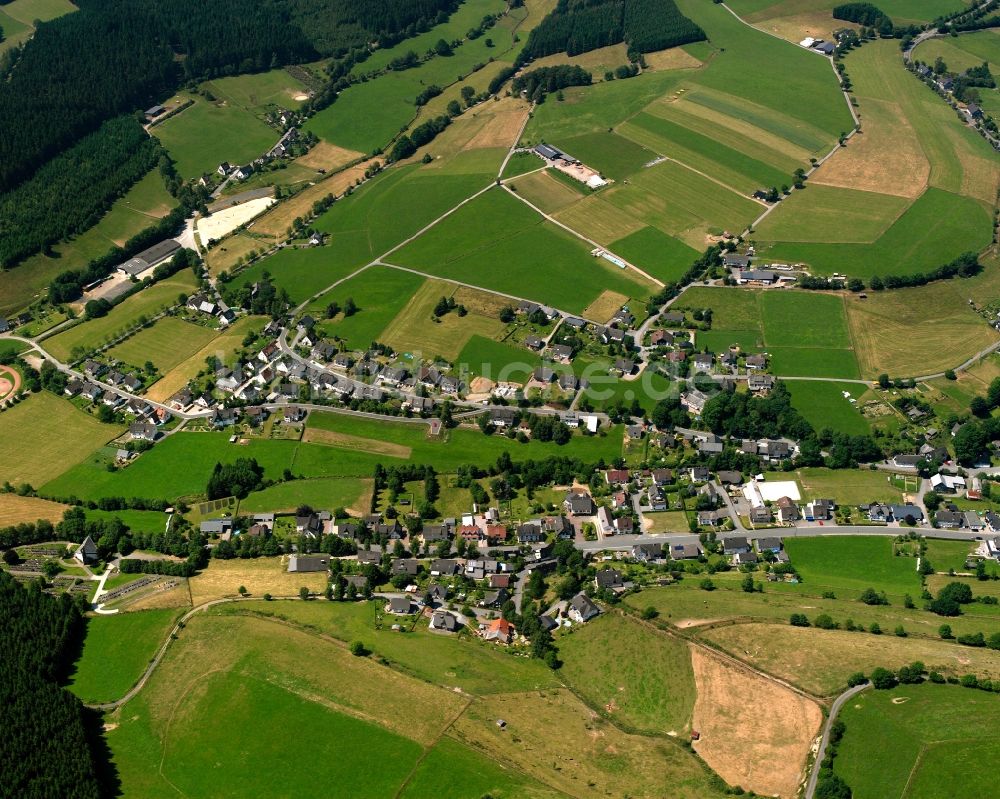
[691,648,822,798]
[253,164,370,238]
[582,289,631,323]
[0,364,21,400]
[811,98,928,199]
[644,47,703,71]
[295,141,363,172]
[301,427,412,459]
[0,493,69,526]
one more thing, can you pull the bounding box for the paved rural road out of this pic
[805,683,871,799]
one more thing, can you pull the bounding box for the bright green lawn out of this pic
[761,291,851,347]
[836,685,1000,799]
[203,68,308,113]
[784,536,922,600]
[238,477,370,514]
[84,509,170,533]
[456,334,541,382]
[924,538,978,573]
[68,608,180,704]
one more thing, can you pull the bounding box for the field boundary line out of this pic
[391,697,474,799]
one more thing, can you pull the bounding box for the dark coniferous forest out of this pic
[0,572,105,799]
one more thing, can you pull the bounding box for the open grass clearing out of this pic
[450,687,728,798]
[393,187,657,313]
[0,393,122,488]
[456,334,540,382]
[238,477,371,516]
[106,316,217,373]
[691,647,821,798]
[202,68,309,113]
[754,184,910,243]
[761,291,851,347]
[835,684,1000,799]
[0,494,69,526]
[0,0,75,53]
[793,467,901,505]
[210,600,559,695]
[845,280,999,378]
[701,622,1000,696]
[153,95,277,179]
[309,266,425,350]
[230,242,371,306]
[558,612,695,734]
[609,226,700,284]
[627,577,1000,640]
[68,608,181,704]
[145,316,265,403]
[784,536,923,599]
[379,277,507,361]
[924,539,978,573]
[786,381,871,435]
[46,272,199,362]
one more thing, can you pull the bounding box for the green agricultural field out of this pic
[313,164,494,261]
[202,68,309,113]
[501,151,543,179]
[0,392,122,488]
[45,418,623,501]
[392,187,657,313]
[509,169,587,215]
[45,272,199,362]
[558,613,695,734]
[786,381,871,435]
[309,266,425,349]
[456,334,541,382]
[68,608,181,704]
[835,685,1000,799]
[556,131,657,181]
[610,226,700,284]
[761,291,851,347]
[521,70,684,146]
[606,160,761,245]
[761,188,994,278]
[680,285,760,329]
[305,0,511,153]
[783,536,922,600]
[754,184,910,244]
[621,111,791,193]
[238,477,371,515]
[229,241,372,306]
[628,577,1000,639]
[674,0,854,139]
[210,601,559,696]
[106,317,218,373]
[153,96,278,178]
